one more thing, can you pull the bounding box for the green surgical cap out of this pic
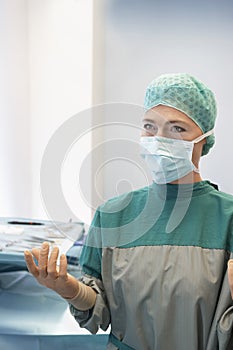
[143,73,217,155]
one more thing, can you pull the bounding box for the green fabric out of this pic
[80,181,233,278]
[143,73,217,155]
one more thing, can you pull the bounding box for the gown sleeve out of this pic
[216,251,233,350]
[207,252,233,350]
[69,208,111,334]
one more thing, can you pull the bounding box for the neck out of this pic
[170,171,203,184]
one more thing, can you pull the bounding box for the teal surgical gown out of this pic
[69,181,233,350]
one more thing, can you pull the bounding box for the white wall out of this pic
[0,0,94,224]
[28,0,94,223]
[0,0,31,217]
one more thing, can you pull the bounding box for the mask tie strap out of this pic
[192,129,214,173]
[193,129,214,144]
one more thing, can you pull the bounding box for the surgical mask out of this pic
[140,129,214,184]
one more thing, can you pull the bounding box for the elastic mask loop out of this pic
[193,129,214,144]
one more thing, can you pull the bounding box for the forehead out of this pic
[143,105,197,127]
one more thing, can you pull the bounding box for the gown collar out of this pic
[151,180,217,200]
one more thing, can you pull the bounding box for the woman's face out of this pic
[141,104,206,168]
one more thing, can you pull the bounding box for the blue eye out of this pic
[143,123,157,134]
[171,125,186,133]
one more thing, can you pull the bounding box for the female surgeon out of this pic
[24,73,233,350]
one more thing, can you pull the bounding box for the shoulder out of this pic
[217,189,233,200]
[99,184,152,214]
[206,183,233,220]
[209,184,233,203]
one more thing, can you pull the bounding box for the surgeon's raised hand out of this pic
[228,259,233,299]
[24,242,79,299]
[24,242,97,310]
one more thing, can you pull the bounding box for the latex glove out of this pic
[24,242,79,299]
[24,242,96,310]
[228,259,233,299]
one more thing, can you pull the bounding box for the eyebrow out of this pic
[142,118,189,126]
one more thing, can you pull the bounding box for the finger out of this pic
[47,246,59,279]
[31,248,40,261]
[24,250,39,277]
[38,242,50,278]
[59,254,68,279]
[227,259,233,299]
